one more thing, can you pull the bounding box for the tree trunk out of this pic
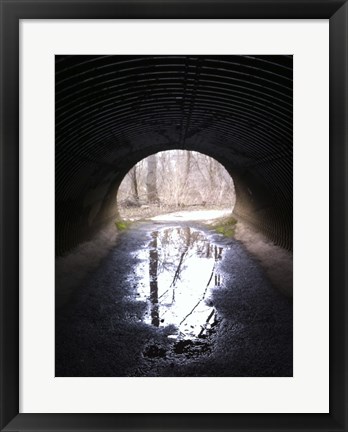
[129,166,139,204]
[178,151,191,205]
[146,154,159,203]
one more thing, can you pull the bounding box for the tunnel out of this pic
[55,55,292,256]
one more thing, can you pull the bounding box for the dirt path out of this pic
[56,220,292,377]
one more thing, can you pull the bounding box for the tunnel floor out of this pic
[55,221,293,377]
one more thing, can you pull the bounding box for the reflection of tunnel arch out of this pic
[56,55,292,256]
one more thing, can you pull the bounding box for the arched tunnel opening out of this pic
[55,55,293,377]
[116,149,236,222]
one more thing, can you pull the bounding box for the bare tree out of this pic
[129,166,139,204]
[146,154,159,203]
[178,151,192,206]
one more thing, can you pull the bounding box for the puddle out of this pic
[132,226,224,346]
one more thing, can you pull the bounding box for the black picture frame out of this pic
[1,1,347,431]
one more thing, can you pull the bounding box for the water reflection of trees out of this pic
[148,227,224,329]
[149,232,159,326]
[150,227,208,304]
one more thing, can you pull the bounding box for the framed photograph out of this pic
[1,1,347,431]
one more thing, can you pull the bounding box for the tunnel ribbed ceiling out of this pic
[55,55,292,254]
[56,55,292,179]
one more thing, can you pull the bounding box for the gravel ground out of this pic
[56,220,293,377]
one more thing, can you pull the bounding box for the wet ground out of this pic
[56,221,293,377]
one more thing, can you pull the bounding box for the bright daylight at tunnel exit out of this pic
[56,55,293,377]
[117,150,235,221]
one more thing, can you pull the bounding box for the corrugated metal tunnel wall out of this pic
[55,55,293,256]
